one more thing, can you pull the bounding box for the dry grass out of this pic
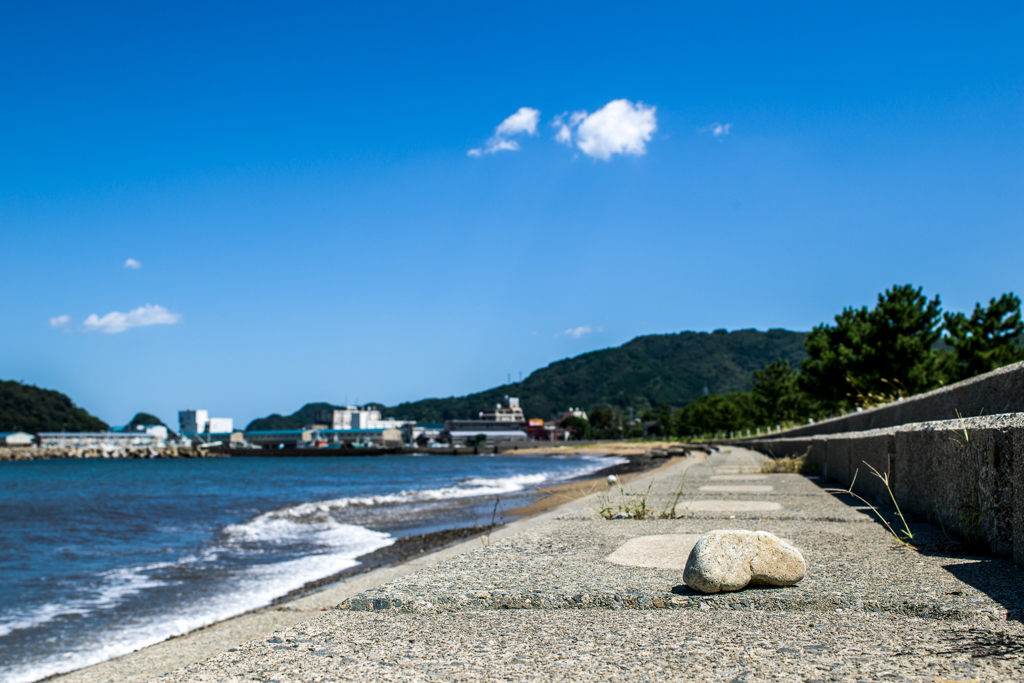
[760,454,811,474]
[510,440,684,455]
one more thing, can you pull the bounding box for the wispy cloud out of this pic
[560,324,600,339]
[703,122,732,139]
[554,100,657,160]
[552,111,586,147]
[49,315,70,328]
[83,304,181,334]
[468,107,540,156]
[124,258,142,270]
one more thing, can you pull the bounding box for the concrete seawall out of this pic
[742,413,1024,568]
[768,360,1024,437]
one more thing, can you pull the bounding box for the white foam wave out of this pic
[1,524,392,683]
[226,455,626,545]
[0,565,167,639]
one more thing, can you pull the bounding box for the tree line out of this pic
[562,285,1024,439]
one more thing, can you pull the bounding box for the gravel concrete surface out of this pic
[85,447,1024,681]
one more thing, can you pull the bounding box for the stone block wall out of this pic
[743,414,1024,567]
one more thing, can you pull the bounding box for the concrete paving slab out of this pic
[604,534,702,570]
[676,499,783,512]
[699,484,774,492]
[709,474,769,480]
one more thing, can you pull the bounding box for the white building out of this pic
[314,406,405,431]
[179,409,233,435]
[479,396,525,422]
[0,432,35,447]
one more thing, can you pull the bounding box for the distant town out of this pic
[0,397,599,451]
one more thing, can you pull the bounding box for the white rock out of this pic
[683,530,805,594]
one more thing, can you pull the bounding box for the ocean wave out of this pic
[224,455,625,544]
[1,524,392,683]
[0,565,167,639]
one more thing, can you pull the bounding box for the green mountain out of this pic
[246,402,340,432]
[0,380,109,433]
[384,329,807,422]
[127,412,166,428]
[245,329,808,428]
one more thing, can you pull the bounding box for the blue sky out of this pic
[2,1,1022,428]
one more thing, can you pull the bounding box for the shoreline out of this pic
[49,451,686,683]
[1,440,704,462]
[267,451,683,607]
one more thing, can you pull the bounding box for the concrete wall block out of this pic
[824,438,851,485]
[893,423,973,536]
[1013,427,1024,568]
[846,434,895,504]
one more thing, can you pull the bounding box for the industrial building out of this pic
[178,409,233,435]
[444,396,528,445]
[313,406,406,431]
[0,432,34,447]
[243,428,403,449]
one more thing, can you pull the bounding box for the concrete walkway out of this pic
[152,447,1022,680]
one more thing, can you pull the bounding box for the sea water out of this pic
[0,453,620,682]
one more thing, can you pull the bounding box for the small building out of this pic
[314,428,404,448]
[123,424,169,440]
[0,432,35,447]
[479,396,525,422]
[406,422,444,447]
[448,430,528,447]
[243,430,313,448]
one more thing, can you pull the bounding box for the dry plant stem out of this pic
[825,469,912,547]
[662,470,689,518]
[862,461,914,541]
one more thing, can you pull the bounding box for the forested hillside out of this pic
[245,329,806,428]
[0,380,108,432]
[246,402,341,432]
[383,329,806,421]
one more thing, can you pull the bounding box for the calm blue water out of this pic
[0,453,620,682]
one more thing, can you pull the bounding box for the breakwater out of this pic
[0,445,220,461]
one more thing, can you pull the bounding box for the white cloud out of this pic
[124,258,142,270]
[561,324,600,339]
[570,99,657,160]
[700,123,733,139]
[703,122,732,138]
[554,122,572,145]
[83,304,181,334]
[50,315,70,328]
[468,107,540,156]
[553,110,589,148]
[496,107,539,137]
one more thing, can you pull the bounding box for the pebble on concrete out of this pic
[683,529,806,594]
